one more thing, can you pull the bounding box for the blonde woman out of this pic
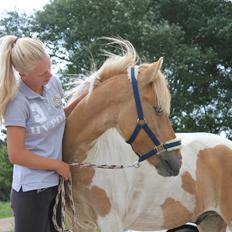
[0,35,87,232]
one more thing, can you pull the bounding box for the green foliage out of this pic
[0,201,13,219]
[33,0,187,72]
[0,142,12,201]
[0,11,34,37]
[0,0,231,138]
[158,0,232,137]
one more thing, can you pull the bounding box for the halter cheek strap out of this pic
[126,66,181,162]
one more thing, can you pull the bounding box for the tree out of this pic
[0,11,34,37]
[33,0,185,72]
[0,141,12,201]
[34,0,232,138]
[158,0,232,138]
[0,0,231,138]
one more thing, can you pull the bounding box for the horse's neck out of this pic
[63,79,127,161]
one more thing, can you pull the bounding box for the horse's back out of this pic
[176,132,232,148]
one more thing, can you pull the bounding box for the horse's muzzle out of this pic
[157,150,182,177]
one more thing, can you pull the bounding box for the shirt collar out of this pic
[19,80,51,100]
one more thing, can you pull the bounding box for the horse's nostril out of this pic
[164,159,172,170]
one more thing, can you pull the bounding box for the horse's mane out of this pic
[67,38,138,102]
[68,38,171,115]
[97,38,138,81]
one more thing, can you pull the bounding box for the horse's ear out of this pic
[140,57,163,86]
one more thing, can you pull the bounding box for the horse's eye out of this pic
[153,106,163,115]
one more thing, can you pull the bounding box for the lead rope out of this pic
[52,176,77,232]
[68,160,140,169]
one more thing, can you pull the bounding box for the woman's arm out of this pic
[7,126,71,180]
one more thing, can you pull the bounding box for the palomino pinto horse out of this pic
[63,39,232,232]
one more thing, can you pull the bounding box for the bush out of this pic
[0,201,13,218]
[0,142,12,201]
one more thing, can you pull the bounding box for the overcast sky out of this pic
[0,0,50,14]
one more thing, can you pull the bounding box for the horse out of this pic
[62,39,232,232]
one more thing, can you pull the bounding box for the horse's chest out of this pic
[89,167,196,223]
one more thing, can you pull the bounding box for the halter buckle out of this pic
[154,144,165,153]
[137,118,146,125]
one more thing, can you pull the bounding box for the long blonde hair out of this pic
[0,35,48,121]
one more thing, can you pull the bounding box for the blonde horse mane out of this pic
[97,37,138,81]
[68,38,171,115]
[154,70,171,115]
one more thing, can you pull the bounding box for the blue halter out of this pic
[126,67,181,162]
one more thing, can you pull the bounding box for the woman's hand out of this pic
[54,160,71,181]
[7,126,70,181]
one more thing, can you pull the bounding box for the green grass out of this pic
[0,201,13,219]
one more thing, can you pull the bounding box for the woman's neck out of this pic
[22,80,43,96]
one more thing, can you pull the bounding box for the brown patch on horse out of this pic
[181,171,196,195]
[195,145,232,222]
[71,166,95,186]
[80,185,111,218]
[161,198,193,228]
[85,185,112,217]
[68,168,111,226]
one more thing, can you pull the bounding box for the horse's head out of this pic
[66,38,182,177]
[109,57,181,177]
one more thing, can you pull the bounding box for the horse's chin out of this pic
[157,166,180,177]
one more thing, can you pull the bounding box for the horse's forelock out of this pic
[153,71,171,115]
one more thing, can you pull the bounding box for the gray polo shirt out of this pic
[4,76,66,192]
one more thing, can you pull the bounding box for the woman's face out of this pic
[21,56,52,91]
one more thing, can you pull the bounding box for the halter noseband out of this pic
[126,66,181,162]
